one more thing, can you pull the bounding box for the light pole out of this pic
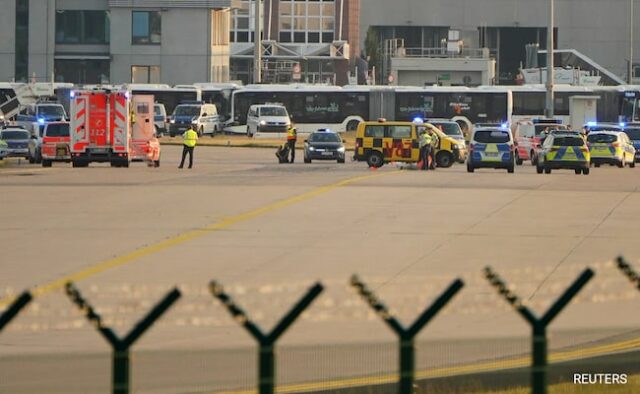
[630,0,634,84]
[545,0,554,118]
[254,0,262,83]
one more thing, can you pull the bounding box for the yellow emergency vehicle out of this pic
[353,119,465,168]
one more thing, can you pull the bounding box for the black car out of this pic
[304,129,346,163]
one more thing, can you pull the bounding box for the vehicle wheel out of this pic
[337,158,345,164]
[515,152,523,165]
[346,119,360,132]
[72,160,83,168]
[304,157,311,163]
[544,167,551,174]
[121,160,130,168]
[575,169,581,174]
[531,151,537,166]
[435,151,454,168]
[466,162,474,173]
[42,160,52,167]
[366,152,384,168]
[594,163,600,168]
[507,165,514,173]
[583,168,590,175]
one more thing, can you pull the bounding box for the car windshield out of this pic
[474,130,510,143]
[260,107,287,116]
[556,136,585,146]
[1,130,30,140]
[433,123,463,137]
[587,134,617,144]
[38,105,66,117]
[624,128,640,140]
[45,123,69,137]
[173,106,200,117]
[309,132,341,143]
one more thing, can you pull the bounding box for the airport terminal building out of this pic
[0,0,232,85]
[0,0,359,86]
[360,0,640,85]
[1,0,639,86]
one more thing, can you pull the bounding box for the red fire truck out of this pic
[70,89,160,167]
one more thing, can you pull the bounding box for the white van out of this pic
[169,102,220,137]
[154,103,168,136]
[246,104,291,137]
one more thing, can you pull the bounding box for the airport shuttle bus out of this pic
[393,86,513,129]
[226,85,513,134]
[126,84,199,115]
[509,85,640,125]
[194,83,241,123]
[227,84,373,134]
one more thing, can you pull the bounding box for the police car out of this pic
[587,130,636,168]
[622,125,640,163]
[467,127,515,173]
[536,132,590,175]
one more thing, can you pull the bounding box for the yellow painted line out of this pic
[0,169,398,308]
[216,336,640,394]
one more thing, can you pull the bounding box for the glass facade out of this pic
[55,11,110,44]
[279,0,334,43]
[15,0,29,82]
[54,59,110,84]
[230,0,261,43]
[131,66,160,83]
[132,11,161,44]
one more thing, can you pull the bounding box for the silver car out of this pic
[28,124,46,163]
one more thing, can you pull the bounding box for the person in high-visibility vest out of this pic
[428,128,439,170]
[419,129,433,171]
[179,125,199,169]
[286,126,297,163]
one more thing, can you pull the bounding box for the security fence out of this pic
[1,256,640,394]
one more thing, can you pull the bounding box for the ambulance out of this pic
[69,89,160,167]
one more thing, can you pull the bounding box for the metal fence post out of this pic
[350,275,464,394]
[64,282,181,394]
[209,280,323,394]
[0,291,32,332]
[484,267,594,394]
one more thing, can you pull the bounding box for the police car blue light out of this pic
[413,117,424,124]
[37,118,45,125]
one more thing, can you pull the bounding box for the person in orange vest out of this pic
[286,126,297,163]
